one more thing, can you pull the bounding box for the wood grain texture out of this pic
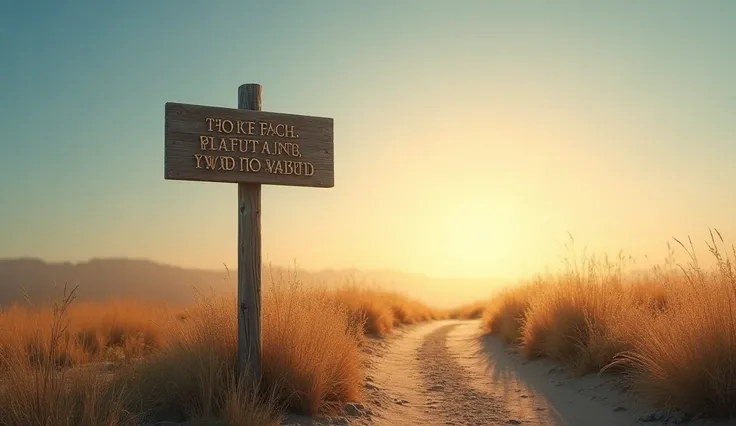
[164,101,334,188]
[237,84,262,383]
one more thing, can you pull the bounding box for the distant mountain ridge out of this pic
[0,257,508,308]
[0,257,233,308]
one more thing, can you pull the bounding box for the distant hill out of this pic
[0,258,234,308]
[0,257,509,309]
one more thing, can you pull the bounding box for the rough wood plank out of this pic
[237,84,262,384]
[164,101,334,188]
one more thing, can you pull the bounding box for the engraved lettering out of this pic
[204,155,218,170]
[200,135,213,150]
[235,121,256,135]
[265,159,275,174]
[261,141,271,155]
[262,159,314,175]
[238,139,258,153]
[275,142,287,156]
[222,120,234,134]
[192,118,316,179]
[255,121,298,138]
[239,157,262,172]
[221,156,236,171]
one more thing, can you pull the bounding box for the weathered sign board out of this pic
[163,84,334,384]
[165,102,334,187]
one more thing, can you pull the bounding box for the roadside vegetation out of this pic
[454,230,736,418]
[0,269,439,426]
[10,230,736,423]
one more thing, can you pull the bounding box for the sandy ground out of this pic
[286,319,733,426]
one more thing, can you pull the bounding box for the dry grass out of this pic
[117,288,284,425]
[482,284,541,344]
[0,285,138,426]
[330,284,439,336]
[0,297,169,368]
[260,275,365,415]
[0,270,438,425]
[448,301,488,320]
[474,231,736,417]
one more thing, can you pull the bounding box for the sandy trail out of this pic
[364,320,557,425]
[286,319,729,425]
[358,320,728,426]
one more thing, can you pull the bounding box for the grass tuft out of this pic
[470,230,736,417]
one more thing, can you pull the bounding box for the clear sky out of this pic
[1,1,735,280]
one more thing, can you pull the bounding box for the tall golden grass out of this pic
[448,300,489,320]
[331,284,443,336]
[0,273,438,425]
[475,231,736,417]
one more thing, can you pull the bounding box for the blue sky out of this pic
[1,1,735,280]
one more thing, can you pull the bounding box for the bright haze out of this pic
[1,2,735,304]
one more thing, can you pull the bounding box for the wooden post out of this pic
[164,84,333,381]
[237,83,262,382]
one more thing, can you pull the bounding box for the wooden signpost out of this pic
[164,84,334,382]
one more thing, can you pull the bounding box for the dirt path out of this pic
[357,320,728,426]
[362,320,558,425]
[287,319,730,425]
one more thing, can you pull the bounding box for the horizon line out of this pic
[0,255,521,282]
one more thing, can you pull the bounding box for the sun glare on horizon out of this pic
[422,198,523,279]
